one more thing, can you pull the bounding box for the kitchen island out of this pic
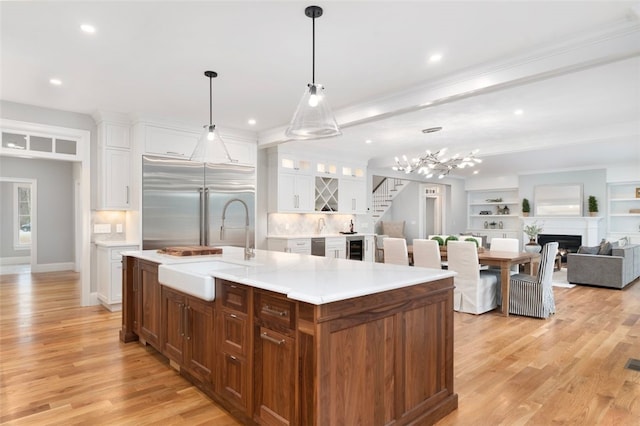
[121,246,458,425]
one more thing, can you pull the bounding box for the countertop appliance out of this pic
[311,238,325,257]
[346,235,364,261]
[142,155,255,250]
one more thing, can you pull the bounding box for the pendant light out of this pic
[190,70,234,163]
[285,5,342,140]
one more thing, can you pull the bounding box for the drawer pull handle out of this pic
[228,354,237,361]
[229,284,237,288]
[262,305,288,317]
[261,332,285,345]
[229,313,237,319]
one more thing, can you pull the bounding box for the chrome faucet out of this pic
[220,198,254,260]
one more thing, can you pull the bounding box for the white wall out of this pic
[0,157,74,264]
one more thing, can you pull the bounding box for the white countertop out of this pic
[267,233,375,239]
[124,246,454,305]
[94,240,140,248]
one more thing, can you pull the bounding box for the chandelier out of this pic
[392,147,481,179]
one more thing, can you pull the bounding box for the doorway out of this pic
[420,184,445,238]
[0,178,37,274]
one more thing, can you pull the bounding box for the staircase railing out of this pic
[371,178,407,222]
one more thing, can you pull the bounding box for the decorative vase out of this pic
[524,239,542,253]
[589,211,597,217]
[522,212,529,217]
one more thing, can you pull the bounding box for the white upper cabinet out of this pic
[143,124,199,159]
[96,119,132,210]
[338,179,367,214]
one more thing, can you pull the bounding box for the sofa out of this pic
[567,243,640,289]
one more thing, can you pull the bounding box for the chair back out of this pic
[490,238,520,273]
[412,239,441,269]
[383,237,409,266]
[447,241,480,281]
[537,242,559,288]
[490,238,519,252]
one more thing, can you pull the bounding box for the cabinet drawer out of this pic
[219,280,249,313]
[255,292,295,330]
[221,308,248,355]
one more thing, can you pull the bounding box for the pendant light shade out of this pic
[190,70,234,163]
[285,5,341,140]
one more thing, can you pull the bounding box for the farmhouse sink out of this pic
[158,261,250,301]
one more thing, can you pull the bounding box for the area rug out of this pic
[552,268,576,288]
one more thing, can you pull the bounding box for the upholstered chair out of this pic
[412,239,441,269]
[488,238,520,274]
[383,237,409,266]
[447,241,498,314]
[508,242,558,319]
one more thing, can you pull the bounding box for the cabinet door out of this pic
[185,296,215,384]
[364,236,375,262]
[254,326,295,426]
[104,149,131,209]
[339,179,366,213]
[138,261,161,349]
[278,174,313,212]
[161,287,185,364]
[144,124,199,158]
[220,350,249,412]
[110,261,123,303]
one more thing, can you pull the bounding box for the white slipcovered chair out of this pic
[508,242,558,319]
[383,237,409,266]
[412,239,441,269]
[447,241,498,314]
[488,238,520,274]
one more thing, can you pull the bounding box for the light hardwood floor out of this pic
[1,271,638,425]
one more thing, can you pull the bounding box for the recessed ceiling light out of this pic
[49,78,62,86]
[473,170,479,174]
[429,53,443,63]
[514,109,524,115]
[365,139,372,144]
[80,24,96,34]
[248,119,256,126]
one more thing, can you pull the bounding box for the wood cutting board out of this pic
[158,246,223,256]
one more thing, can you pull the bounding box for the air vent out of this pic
[624,358,640,372]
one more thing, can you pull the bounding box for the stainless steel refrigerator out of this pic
[142,155,255,250]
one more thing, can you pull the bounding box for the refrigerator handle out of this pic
[198,188,205,246]
[204,187,210,246]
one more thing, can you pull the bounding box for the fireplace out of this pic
[537,234,582,262]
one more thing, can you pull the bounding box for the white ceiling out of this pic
[2,1,639,178]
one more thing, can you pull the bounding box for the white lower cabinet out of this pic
[267,238,311,255]
[364,235,375,262]
[325,237,346,259]
[97,243,139,311]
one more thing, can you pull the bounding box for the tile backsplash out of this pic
[268,213,371,235]
[92,210,127,242]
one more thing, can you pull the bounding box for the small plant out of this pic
[464,237,479,247]
[524,221,543,240]
[431,236,444,246]
[445,235,459,246]
[588,195,598,213]
[522,198,530,214]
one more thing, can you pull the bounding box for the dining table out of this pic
[408,246,540,317]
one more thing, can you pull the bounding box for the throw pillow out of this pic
[598,239,612,255]
[577,245,599,255]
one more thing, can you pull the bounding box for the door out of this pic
[205,163,256,248]
[185,296,215,384]
[142,155,203,249]
[162,286,185,364]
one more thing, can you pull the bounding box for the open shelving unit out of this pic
[467,189,521,244]
[607,181,640,243]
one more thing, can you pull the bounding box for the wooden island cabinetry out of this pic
[121,255,457,425]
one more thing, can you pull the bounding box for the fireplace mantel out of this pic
[521,216,603,246]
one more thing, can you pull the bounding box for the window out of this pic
[14,183,31,248]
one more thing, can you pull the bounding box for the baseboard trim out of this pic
[0,256,30,265]
[31,262,75,273]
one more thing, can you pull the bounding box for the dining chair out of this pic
[412,239,441,269]
[508,242,558,319]
[383,237,409,266]
[447,241,498,314]
[488,238,520,274]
